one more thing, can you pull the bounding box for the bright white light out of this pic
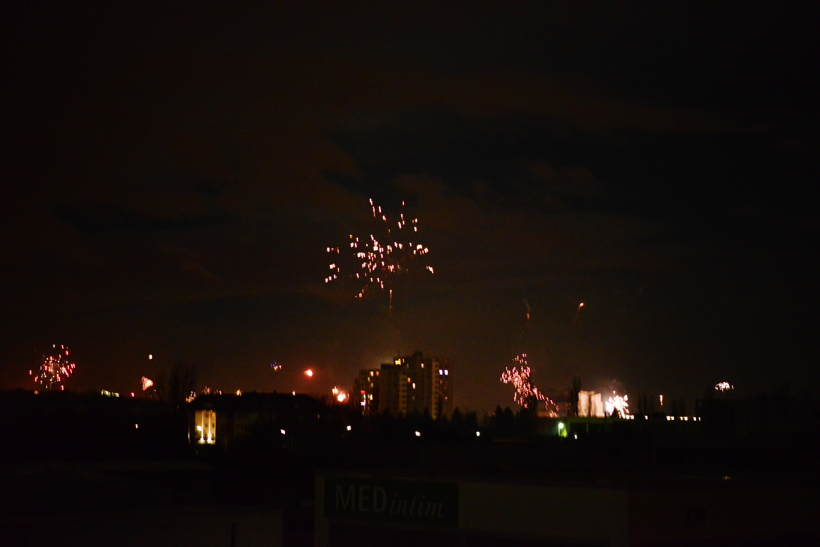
[414,431,421,437]
[280,429,286,435]
[605,393,629,417]
[346,425,352,431]
[475,431,481,437]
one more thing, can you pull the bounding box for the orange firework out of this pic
[31,344,75,390]
[325,198,433,301]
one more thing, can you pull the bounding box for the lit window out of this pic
[195,410,216,444]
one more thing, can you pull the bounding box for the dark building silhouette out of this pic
[188,392,328,448]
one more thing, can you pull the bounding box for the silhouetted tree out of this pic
[637,392,654,417]
[670,397,687,417]
[155,360,198,410]
[569,376,582,417]
[445,407,462,438]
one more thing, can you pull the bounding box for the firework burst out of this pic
[500,354,554,410]
[605,393,630,418]
[325,198,433,301]
[30,344,76,391]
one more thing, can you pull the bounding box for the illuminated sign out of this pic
[324,477,458,527]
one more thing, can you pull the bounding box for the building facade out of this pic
[188,392,328,448]
[356,351,452,419]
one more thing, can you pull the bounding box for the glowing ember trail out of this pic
[31,344,76,391]
[325,198,433,301]
[500,353,554,411]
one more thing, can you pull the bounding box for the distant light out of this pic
[557,422,565,430]
[475,431,480,437]
[130,392,135,397]
[574,434,578,439]
[346,425,352,431]
[134,424,138,429]
[292,391,296,395]
[148,354,152,360]
[414,431,421,437]
[236,389,242,396]
[304,369,314,377]
[280,429,286,435]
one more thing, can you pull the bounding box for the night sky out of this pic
[3,3,818,412]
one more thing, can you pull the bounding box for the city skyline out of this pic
[2,3,818,412]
